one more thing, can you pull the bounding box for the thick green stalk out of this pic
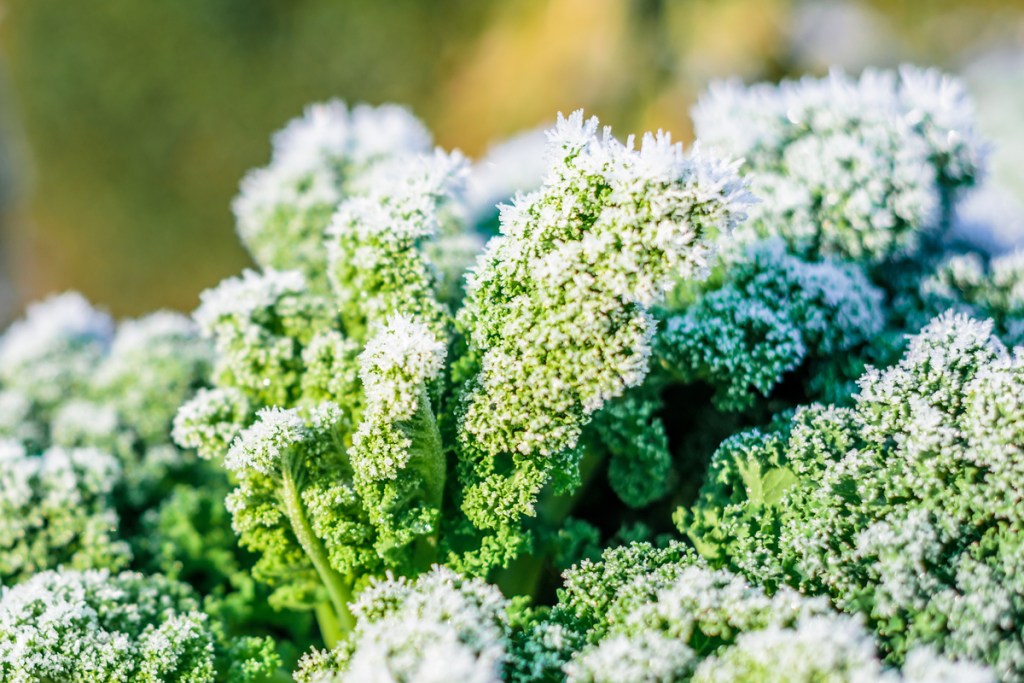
[496,552,546,600]
[408,390,446,571]
[314,601,345,650]
[280,463,356,640]
[262,669,298,683]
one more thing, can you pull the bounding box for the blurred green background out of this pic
[0,0,1021,319]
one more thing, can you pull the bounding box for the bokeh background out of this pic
[0,0,1021,320]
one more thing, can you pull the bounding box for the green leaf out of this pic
[761,467,798,506]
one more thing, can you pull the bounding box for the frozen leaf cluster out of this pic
[0,293,211,478]
[514,542,987,683]
[0,569,278,683]
[0,293,215,581]
[234,101,433,277]
[0,441,128,584]
[178,116,479,618]
[0,292,302,661]
[919,250,1024,344]
[684,312,1024,676]
[694,66,985,261]
[176,103,747,638]
[454,111,751,555]
[660,239,884,411]
[327,151,468,339]
[0,292,113,411]
[0,67,1000,683]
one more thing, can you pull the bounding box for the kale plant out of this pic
[1,63,1021,682]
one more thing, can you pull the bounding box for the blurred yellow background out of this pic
[0,0,1021,318]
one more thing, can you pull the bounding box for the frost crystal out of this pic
[358,315,446,422]
[226,406,309,475]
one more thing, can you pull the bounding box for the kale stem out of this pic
[496,551,546,599]
[261,667,300,683]
[409,390,445,571]
[314,601,345,650]
[281,464,356,640]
